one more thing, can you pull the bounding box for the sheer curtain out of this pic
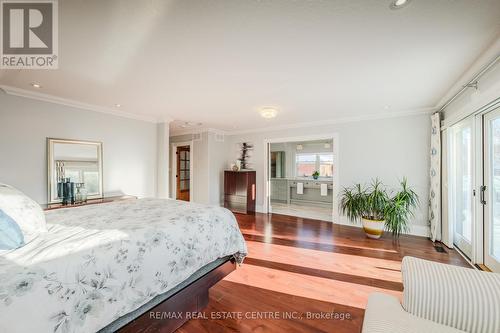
[429,113,441,241]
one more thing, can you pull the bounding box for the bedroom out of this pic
[1,0,500,332]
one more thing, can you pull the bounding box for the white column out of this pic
[156,121,170,198]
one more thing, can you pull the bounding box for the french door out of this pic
[448,117,474,258]
[448,105,500,272]
[483,107,500,272]
[176,145,190,202]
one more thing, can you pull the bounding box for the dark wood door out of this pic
[176,146,190,201]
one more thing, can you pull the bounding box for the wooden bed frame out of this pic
[117,258,236,333]
[42,198,238,332]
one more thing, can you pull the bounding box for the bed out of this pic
[0,198,247,333]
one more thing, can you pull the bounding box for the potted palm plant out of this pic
[339,178,419,238]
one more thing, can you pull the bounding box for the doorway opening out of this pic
[176,145,191,201]
[264,135,337,222]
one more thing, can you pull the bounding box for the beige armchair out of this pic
[362,257,500,333]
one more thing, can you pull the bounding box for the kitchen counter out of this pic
[270,178,333,206]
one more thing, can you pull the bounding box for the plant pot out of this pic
[362,217,385,239]
[313,175,319,180]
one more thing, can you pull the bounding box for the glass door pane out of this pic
[484,108,500,272]
[176,146,190,202]
[449,118,473,258]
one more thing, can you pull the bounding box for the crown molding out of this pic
[205,127,229,135]
[225,107,436,135]
[156,117,174,124]
[169,107,434,137]
[169,127,205,137]
[0,85,160,123]
[170,126,230,137]
[1,84,435,134]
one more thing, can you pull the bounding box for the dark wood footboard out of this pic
[117,258,236,333]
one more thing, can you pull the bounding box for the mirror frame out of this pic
[47,138,104,203]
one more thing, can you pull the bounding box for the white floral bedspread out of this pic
[0,198,247,333]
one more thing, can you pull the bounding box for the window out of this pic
[296,154,316,177]
[295,153,334,177]
[319,154,333,177]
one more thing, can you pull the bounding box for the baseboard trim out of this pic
[410,224,430,237]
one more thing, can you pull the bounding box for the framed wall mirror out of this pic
[47,138,103,203]
[270,151,286,178]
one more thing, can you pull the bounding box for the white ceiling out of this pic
[1,0,499,134]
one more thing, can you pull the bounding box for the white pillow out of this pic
[0,183,47,243]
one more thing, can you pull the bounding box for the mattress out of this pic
[0,198,247,333]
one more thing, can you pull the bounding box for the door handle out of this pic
[480,185,487,205]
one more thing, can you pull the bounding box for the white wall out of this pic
[226,113,431,235]
[208,132,230,206]
[0,93,158,203]
[156,122,170,199]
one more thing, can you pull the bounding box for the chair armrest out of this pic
[362,293,464,333]
[401,256,500,333]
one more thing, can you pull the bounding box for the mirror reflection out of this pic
[47,138,103,203]
[270,151,286,178]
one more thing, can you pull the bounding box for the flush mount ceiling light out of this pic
[389,0,411,9]
[260,107,278,119]
[114,103,121,108]
[31,82,41,88]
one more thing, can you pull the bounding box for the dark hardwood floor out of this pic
[178,213,470,333]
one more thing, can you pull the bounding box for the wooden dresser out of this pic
[224,170,256,214]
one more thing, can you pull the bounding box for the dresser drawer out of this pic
[224,195,247,204]
[224,201,247,214]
